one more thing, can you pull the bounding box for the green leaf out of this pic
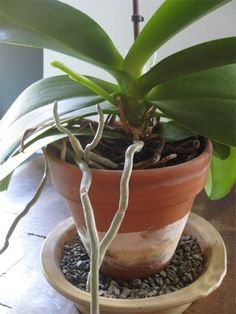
[156,121,196,142]
[0,75,119,130]
[27,126,126,149]
[0,134,65,184]
[0,106,124,187]
[0,172,13,192]
[0,101,115,163]
[148,64,236,146]
[0,0,123,74]
[139,37,236,95]
[205,147,236,199]
[124,0,230,78]
[212,142,231,160]
[51,61,115,104]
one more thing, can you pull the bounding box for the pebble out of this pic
[120,287,131,298]
[107,285,120,298]
[160,270,167,278]
[132,278,142,288]
[60,234,205,299]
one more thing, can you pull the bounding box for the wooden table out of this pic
[0,156,235,314]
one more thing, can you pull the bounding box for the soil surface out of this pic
[53,134,205,170]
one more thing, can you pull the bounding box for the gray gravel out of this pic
[60,234,205,299]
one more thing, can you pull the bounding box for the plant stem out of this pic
[99,140,144,264]
[53,102,100,314]
[84,105,105,162]
[0,152,48,254]
[53,102,144,314]
[88,152,118,169]
[51,61,114,105]
[77,160,100,314]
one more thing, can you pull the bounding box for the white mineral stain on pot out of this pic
[97,213,190,266]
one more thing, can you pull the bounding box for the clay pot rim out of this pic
[41,213,226,312]
[46,139,212,175]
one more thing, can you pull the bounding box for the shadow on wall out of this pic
[0,44,43,118]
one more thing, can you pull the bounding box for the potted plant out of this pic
[0,0,235,313]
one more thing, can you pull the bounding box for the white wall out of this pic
[44,0,236,80]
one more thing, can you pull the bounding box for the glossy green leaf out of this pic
[51,61,115,104]
[25,127,126,151]
[0,100,115,163]
[0,172,13,192]
[0,75,119,130]
[0,0,123,74]
[156,121,196,142]
[124,0,230,78]
[205,147,236,199]
[0,134,66,183]
[212,142,231,160]
[139,37,236,94]
[0,107,125,187]
[148,64,236,146]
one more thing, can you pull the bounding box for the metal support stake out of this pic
[132,0,144,40]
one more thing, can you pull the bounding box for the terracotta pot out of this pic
[41,213,227,314]
[46,140,212,279]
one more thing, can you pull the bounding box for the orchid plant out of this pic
[0,0,235,198]
[0,1,236,313]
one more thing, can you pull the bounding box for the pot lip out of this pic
[41,212,227,311]
[46,139,212,175]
